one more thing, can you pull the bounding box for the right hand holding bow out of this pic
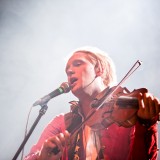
[38,130,70,160]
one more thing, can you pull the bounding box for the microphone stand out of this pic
[12,104,48,160]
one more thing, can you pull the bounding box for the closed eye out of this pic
[73,60,83,67]
[65,59,84,73]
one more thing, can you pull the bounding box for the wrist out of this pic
[137,115,158,127]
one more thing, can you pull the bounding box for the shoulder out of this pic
[45,113,67,134]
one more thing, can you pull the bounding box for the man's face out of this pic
[65,52,97,96]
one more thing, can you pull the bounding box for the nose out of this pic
[66,68,75,76]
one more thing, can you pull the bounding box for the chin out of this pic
[71,86,83,97]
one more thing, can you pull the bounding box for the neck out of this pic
[74,77,108,117]
[78,98,93,118]
[78,87,106,118]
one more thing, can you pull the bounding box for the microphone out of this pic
[33,82,70,106]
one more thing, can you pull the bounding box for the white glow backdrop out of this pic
[0,0,160,159]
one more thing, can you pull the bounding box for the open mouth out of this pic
[70,77,78,86]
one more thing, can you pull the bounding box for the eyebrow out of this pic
[65,59,85,72]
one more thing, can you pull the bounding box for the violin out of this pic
[85,86,148,130]
[70,60,159,132]
[51,85,158,155]
[81,60,149,130]
[51,60,160,155]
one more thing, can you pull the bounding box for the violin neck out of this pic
[116,96,139,109]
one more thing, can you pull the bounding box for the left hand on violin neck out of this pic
[137,92,160,121]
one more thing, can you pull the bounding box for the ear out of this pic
[95,60,103,77]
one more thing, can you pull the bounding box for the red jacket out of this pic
[100,121,158,160]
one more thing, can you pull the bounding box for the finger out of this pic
[41,131,70,159]
[50,136,64,152]
[43,138,57,152]
[39,139,62,160]
[148,95,156,117]
[49,131,70,158]
[137,93,151,119]
[143,93,150,113]
[56,131,70,148]
[138,93,145,110]
[50,131,70,152]
[154,97,160,115]
[47,146,62,160]
[51,150,63,159]
[63,130,71,146]
[58,133,66,147]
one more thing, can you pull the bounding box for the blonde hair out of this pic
[71,46,117,87]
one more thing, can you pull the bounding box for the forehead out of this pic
[68,51,88,62]
[65,52,93,70]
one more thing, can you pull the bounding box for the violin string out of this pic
[70,60,142,135]
[98,60,142,106]
[85,60,142,119]
[66,61,142,158]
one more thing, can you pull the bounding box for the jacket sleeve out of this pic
[128,117,159,160]
[24,114,65,160]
